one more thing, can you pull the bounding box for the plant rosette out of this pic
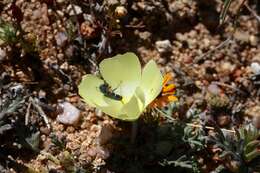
[78,52,163,121]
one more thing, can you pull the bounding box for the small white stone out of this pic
[67,4,82,16]
[56,10,64,17]
[57,0,65,3]
[32,9,42,20]
[155,40,172,53]
[208,84,221,95]
[57,102,81,126]
[251,62,260,74]
[253,115,260,129]
[55,32,68,47]
[249,35,258,46]
[60,62,68,70]
[0,48,7,61]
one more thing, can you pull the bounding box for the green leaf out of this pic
[245,150,260,162]
[244,140,260,155]
[219,0,232,24]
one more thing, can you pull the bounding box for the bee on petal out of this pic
[149,73,177,108]
[99,82,123,101]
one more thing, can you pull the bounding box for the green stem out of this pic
[131,120,138,144]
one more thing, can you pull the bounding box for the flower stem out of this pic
[131,120,138,144]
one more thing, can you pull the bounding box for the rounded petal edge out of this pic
[99,52,141,101]
[78,74,108,107]
[139,60,163,106]
[120,95,144,121]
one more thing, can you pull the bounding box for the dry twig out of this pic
[155,108,235,133]
[245,3,260,23]
[212,81,247,95]
[193,37,233,63]
[25,101,31,126]
[29,97,50,129]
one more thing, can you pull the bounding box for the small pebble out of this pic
[253,115,260,129]
[0,48,6,61]
[56,0,65,3]
[56,10,64,17]
[139,31,151,41]
[40,126,50,135]
[207,84,221,95]
[250,62,260,74]
[249,35,258,46]
[175,33,187,41]
[221,62,236,74]
[245,106,260,118]
[57,102,81,126]
[217,114,231,127]
[32,9,42,20]
[60,62,68,70]
[95,146,110,159]
[67,4,82,16]
[114,6,127,18]
[252,53,260,62]
[234,31,250,43]
[155,40,172,53]
[66,126,75,133]
[55,32,68,47]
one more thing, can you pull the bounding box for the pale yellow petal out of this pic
[78,74,108,107]
[98,96,125,117]
[120,95,144,121]
[99,52,141,101]
[138,60,163,106]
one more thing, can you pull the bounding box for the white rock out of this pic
[67,4,82,16]
[0,48,6,61]
[57,0,65,3]
[251,62,260,74]
[32,9,42,20]
[249,35,258,46]
[55,32,67,47]
[253,115,260,129]
[56,10,64,17]
[57,102,81,126]
[208,84,221,95]
[41,4,50,25]
[155,40,172,53]
[87,146,110,159]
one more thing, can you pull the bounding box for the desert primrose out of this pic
[78,52,164,121]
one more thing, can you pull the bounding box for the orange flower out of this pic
[149,73,178,108]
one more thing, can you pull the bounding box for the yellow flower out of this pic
[78,52,163,121]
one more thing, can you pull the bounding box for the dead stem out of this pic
[193,37,232,63]
[25,100,31,125]
[29,97,51,129]
[186,123,235,133]
[245,3,260,23]
[212,81,247,95]
[155,107,235,133]
[194,0,247,64]
[131,121,138,144]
